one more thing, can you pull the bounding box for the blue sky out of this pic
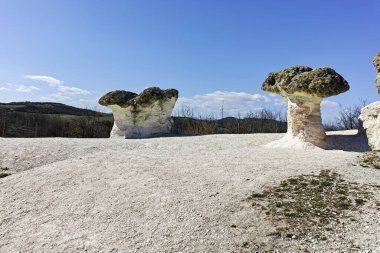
[0,0,379,121]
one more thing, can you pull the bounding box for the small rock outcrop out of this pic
[374,51,380,94]
[358,51,380,150]
[99,87,179,138]
[262,66,349,149]
[359,102,380,150]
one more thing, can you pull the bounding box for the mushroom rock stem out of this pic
[286,96,325,142]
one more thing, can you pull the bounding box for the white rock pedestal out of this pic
[108,97,178,138]
[264,95,326,149]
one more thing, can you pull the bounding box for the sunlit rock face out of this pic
[358,51,380,150]
[374,51,380,94]
[99,87,179,138]
[261,66,349,149]
[359,102,380,150]
[286,95,325,142]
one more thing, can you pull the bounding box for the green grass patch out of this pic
[247,170,371,239]
[359,151,380,169]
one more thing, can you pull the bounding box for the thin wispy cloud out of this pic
[0,87,11,91]
[25,74,90,96]
[321,100,338,107]
[3,83,40,93]
[174,91,271,116]
[274,97,286,106]
[40,93,71,101]
[25,75,62,87]
[58,85,90,95]
[79,98,98,103]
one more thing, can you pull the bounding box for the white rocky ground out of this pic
[0,131,379,252]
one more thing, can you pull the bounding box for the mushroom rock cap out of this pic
[98,87,179,107]
[98,90,138,107]
[262,66,349,98]
[374,51,380,73]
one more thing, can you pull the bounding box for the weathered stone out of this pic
[359,101,380,150]
[262,66,349,149]
[99,87,179,138]
[374,51,380,94]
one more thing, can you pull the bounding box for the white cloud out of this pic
[25,75,62,87]
[79,98,97,103]
[174,91,271,117]
[24,74,90,95]
[40,93,71,102]
[15,85,39,93]
[321,100,338,108]
[58,85,90,95]
[5,83,40,93]
[0,87,11,91]
[274,97,286,106]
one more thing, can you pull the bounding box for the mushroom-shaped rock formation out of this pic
[99,87,179,138]
[261,66,349,149]
[374,51,380,94]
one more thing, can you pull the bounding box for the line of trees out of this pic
[0,109,113,138]
[0,101,367,138]
[171,107,287,135]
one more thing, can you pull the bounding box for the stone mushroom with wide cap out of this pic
[261,66,349,149]
[99,87,179,138]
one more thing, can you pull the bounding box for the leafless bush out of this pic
[171,107,287,135]
[333,100,367,130]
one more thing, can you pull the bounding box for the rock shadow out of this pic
[323,133,370,152]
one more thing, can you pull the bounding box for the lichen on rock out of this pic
[98,87,179,138]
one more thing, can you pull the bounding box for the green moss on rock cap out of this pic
[374,51,380,91]
[98,87,179,107]
[262,66,349,98]
[98,90,138,107]
[374,51,380,73]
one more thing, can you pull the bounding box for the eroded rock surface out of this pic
[262,66,349,149]
[99,87,178,138]
[374,51,380,94]
[359,102,380,150]
[358,51,380,150]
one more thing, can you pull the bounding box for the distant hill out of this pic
[0,102,113,138]
[0,102,109,116]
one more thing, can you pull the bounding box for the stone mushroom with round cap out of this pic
[261,66,349,148]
